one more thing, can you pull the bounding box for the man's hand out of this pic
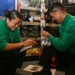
[42,30,50,38]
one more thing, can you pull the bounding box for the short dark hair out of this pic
[47,1,65,14]
[4,10,22,20]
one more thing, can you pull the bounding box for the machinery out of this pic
[40,0,51,46]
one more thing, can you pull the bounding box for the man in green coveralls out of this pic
[0,10,36,75]
[32,1,75,75]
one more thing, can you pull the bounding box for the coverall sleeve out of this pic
[0,27,8,51]
[48,22,75,52]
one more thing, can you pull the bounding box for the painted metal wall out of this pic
[0,0,15,16]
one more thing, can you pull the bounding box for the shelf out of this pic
[46,23,60,27]
[20,6,40,11]
[22,21,60,27]
[21,37,41,41]
[22,21,40,26]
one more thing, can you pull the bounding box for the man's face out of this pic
[50,9,62,23]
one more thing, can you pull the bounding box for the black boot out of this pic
[32,69,52,75]
[15,71,24,75]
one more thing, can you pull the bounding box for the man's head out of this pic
[47,2,67,23]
